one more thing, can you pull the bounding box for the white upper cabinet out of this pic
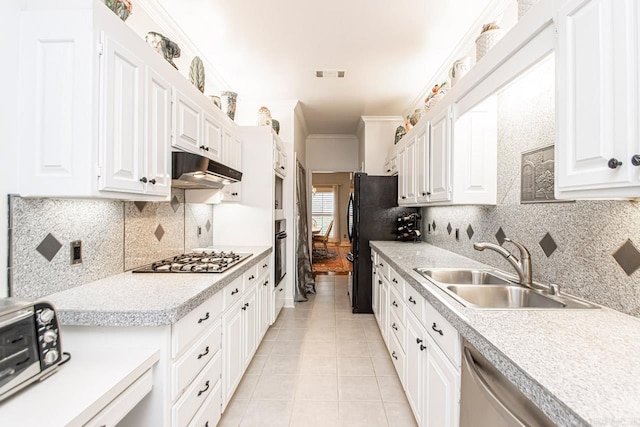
[451,96,497,205]
[415,126,430,204]
[556,0,640,198]
[398,137,417,205]
[429,106,452,203]
[17,0,241,200]
[145,69,173,196]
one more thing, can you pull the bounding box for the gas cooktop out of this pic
[132,251,253,273]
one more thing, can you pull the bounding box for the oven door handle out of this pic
[276,232,287,240]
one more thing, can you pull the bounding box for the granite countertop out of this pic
[370,241,640,427]
[46,246,272,327]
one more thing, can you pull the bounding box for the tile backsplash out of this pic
[10,189,213,299]
[423,57,640,317]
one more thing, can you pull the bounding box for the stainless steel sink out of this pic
[414,268,515,285]
[446,285,566,308]
[414,268,599,309]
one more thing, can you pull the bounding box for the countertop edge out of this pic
[370,241,590,427]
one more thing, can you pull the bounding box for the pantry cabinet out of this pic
[555,0,640,198]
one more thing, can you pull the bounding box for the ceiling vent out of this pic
[315,70,346,78]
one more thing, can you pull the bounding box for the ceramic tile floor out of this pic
[219,274,418,427]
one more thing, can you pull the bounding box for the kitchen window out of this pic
[311,187,337,239]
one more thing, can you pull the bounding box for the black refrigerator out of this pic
[347,173,419,313]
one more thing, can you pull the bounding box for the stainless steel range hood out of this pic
[171,151,242,189]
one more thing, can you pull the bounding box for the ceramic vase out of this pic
[476,28,504,62]
[104,0,132,22]
[272,119,280,135]
[210,96,222,109]
[449,57,471,87]
[257,106,272,126]
[221,91,237,121]
[145,32,181,69]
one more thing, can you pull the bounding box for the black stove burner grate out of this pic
[132,251,253,273]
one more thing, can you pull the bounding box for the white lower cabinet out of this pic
[373,259,461,427]
[222,299,244,407]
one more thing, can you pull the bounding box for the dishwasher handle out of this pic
[463,346,529,426]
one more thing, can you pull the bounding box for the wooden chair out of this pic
[313,220,334,254]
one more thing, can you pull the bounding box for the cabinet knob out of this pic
[427,192,431,196]
[608,158,623,169]
[421,192,427,196]
[416,338,423,344]
[200,145,206,150]
[232,192,238,196]
[401,196,406,199]
[632,155,640,166]
[420,344,426,351]
[149,179,156,185]
[139,177,148,183]
[280,166,285,170]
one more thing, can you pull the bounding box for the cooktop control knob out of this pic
[44,349,59,365]
[39,308,55,324]
[43,330,57,343]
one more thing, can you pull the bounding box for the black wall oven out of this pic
[274,219,287,285]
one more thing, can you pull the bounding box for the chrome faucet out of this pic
[473,238,532,288]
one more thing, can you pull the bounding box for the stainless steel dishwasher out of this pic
[460,339,556,427]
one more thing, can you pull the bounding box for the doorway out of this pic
[310,172,353,274]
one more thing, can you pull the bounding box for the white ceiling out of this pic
[155,0,493,134]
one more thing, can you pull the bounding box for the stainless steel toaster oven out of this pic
[0,299,64,402]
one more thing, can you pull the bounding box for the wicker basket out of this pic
[518,0,540,19]
[475,28,504,62]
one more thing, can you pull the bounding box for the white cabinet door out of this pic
[415,126,430,204]
[173,89,202,154]
[398,138,417,205]
[556,0,639,196]
[452,96,497,204]
[405,314,427,426]
[243,286,258,368]
[222,301,243,407]
[429,107,451,202]
[425,343,460,427]
[259,273,271,338]
[202,111,223,162]
[379,277,389,345]
[145,68,172,196]
[99,33,145,194]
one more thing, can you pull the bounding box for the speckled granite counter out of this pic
[46,246,271,327]
[371,241,640,427]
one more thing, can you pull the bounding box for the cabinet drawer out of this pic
[425,303,461,369]
[389,286,405,326]
[389,309,405,352]
[389,267,404,297]
[223,276,244,310]
[172,351,222,427]
[405,285,425,324]
[84,369,153,427]
[172,292,222,358]
[188,379,222,427]
[171,321,222,400]
[257,256,270,278]
[389,332,405,384]
[244,264,259,288]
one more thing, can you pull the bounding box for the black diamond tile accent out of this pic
[447,223,452,235]
[170,196,180,213]
[205,219,211,232]
[432,221,436,231]
[612,239,640,276]
[466,225,474,240]
[539,232,558,257]
[134,201,147,212]
[154,224,165,242]
[495,227,506,246]
[36,233,62,262]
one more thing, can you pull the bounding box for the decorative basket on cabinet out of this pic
[475,27,504,61]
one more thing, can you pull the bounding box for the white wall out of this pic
[306,135,359,172]
[359,117,404,175]
[1,1,23,297]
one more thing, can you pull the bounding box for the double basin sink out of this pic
[414,268,598,309]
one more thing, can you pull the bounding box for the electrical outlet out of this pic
[197,226,202,237]
[455,228,460,240]
[71,240,82,265]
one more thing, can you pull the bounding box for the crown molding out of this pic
[307,134,358,141]
[360,116,404,123]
